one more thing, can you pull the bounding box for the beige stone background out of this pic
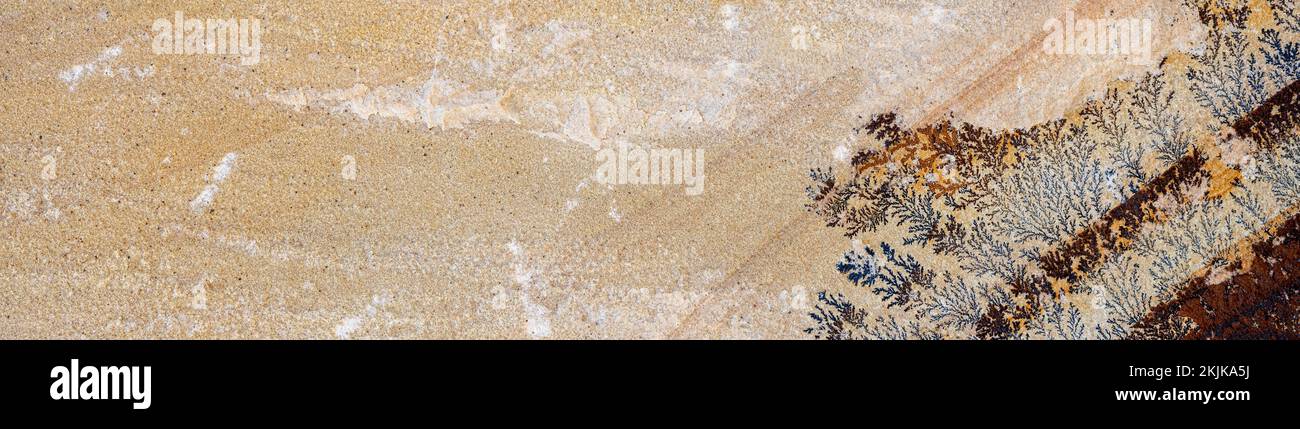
[0,1,1205,338]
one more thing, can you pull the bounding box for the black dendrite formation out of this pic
[805,0,1300,339]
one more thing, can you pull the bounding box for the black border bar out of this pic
[0,340,1291,417]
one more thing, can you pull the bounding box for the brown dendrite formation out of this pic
[805,0,1300,339]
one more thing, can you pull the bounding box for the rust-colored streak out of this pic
[1130,208,1300,339]
[1039,151,1210,283]
[1231,80,1300,150]
[1041,81,1300,285]
[977,150,1215,339]
[977,80,1300,339]
[912,0,1142,126]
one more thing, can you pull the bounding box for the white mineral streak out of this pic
[267,70,517,130]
